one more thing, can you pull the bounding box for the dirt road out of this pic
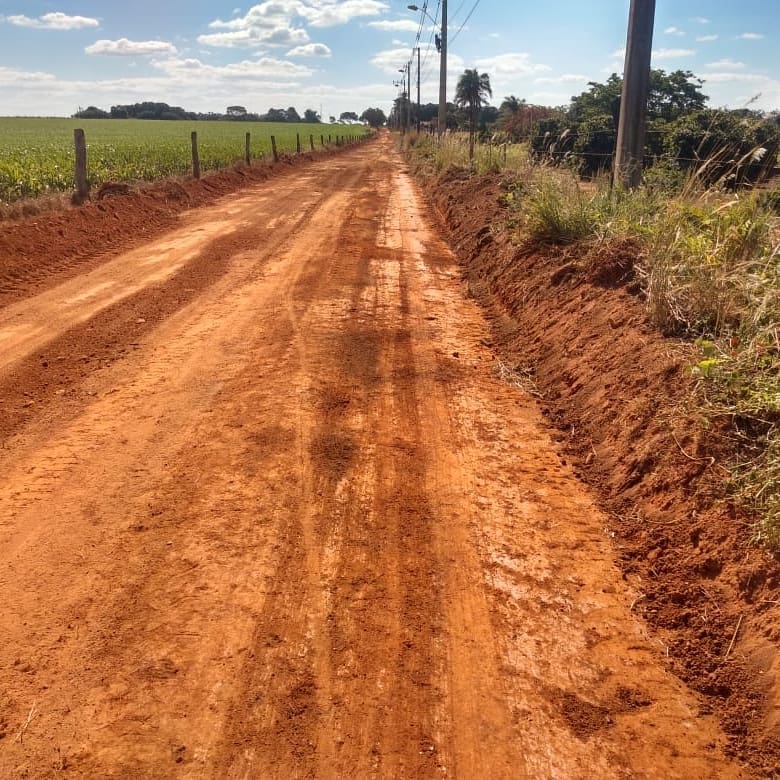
[0,137,746,777]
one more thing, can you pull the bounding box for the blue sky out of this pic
[0,1,777,118]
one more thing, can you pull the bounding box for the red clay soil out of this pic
[0,146,356,309]
[1,140,776,774]
[5,138,749,777]
[422,166,780,774]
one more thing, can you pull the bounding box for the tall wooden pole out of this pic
[73,129,89,202]
[416,47,421,133]
[437,0,447,136]
[614,0,655,188]
[401,68,407,135]
[406,61,412,132]
[191,131,200,179]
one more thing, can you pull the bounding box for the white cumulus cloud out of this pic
[204,0,388,48]
[706,59,745,70]
[535,73,588,85]
[305,0,388,28]
[85,39,178,56]
[696,34,718,42]
[152,55,314,82]
[652,48,696,60]
[0,65,58,83]
[2,11,99,30]
[198,26,310,48]
[367,19,420,32]
[287,42,332,57]
[738,32,764,40]
[371,47,416,75]
[474,52,551,76]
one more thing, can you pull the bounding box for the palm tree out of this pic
[454,69,492,160]
[498,95,525,126]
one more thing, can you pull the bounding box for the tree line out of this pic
[73,102,323,122]
[73,102,389,127]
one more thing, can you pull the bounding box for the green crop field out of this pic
[0,118,368,203]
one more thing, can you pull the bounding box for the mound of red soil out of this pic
[0,146,355,308]
[423,166,780,774]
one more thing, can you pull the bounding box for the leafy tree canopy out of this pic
[73,105,109,119]
[568,69,708,126]
[360,107,387,127]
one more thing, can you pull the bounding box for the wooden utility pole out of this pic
[406,61,412,132]
[614,0,655,188]
[416,47,421,133]
[73,129,89,202]
[191,132,200,179]
[400,67,407,135]
[438,0,447,136]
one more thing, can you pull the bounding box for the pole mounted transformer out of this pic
[407,2,447,137]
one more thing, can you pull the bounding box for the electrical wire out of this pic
[419,0,441,72]
[449,0,483,45]
[448,0,469,29]
[412,0,441,102]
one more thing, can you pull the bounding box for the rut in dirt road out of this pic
[0,136,747,778]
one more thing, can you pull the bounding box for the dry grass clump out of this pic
[0,191,71,223]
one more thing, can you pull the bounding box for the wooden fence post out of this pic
[245,132,251,165]
[191,131,200,179]
[328,134,332,144]
[271,135,278,162]
[309,134,315,151]
[296,133,301,154]
[320,135,325,147]
[73,128,89,202]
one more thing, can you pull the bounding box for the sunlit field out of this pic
[0,118,368,202]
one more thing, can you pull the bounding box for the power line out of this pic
[419,0,441,73]
[414,0,441,101]
[449,0,482,45]
[413,0,427,48]
[448,0,469,28]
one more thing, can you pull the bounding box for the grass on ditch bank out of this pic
[405,131,780,547]
[405,131,530,175]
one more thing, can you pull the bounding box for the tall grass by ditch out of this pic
[405,131,780,545]
[404,132,530,175]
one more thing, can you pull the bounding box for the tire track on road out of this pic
[0,135,749,779]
